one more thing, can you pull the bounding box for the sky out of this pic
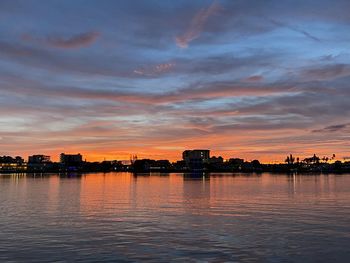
[0,0,350,162]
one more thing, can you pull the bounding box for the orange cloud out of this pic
[176,1,221,48]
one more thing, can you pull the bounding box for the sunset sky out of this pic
[1,0,350,162]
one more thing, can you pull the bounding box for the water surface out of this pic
[0,173,349,262]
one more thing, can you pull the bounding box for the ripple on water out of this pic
[0,173,350,262]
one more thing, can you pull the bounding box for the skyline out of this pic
[1,150,348,175]
[0,150,343,165]
[1,0,350,162]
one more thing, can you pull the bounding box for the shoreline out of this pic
[1,170,350,176]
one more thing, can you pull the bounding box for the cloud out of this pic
[134,62,175,76]
[313,123,350,133]
[244,75,264,82]
[302,64,350,81]
[176,1,221,48]
[131,52,280,79]
[23,31,101,49]
[0,40,135,77]
[2,0,350,162]
[268,18,321,42]
[0,81,280,105]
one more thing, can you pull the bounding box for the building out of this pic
[183,150,210,170]
[28,155,52,172]
[209,156,224,164]
[183,150,210,163]
[28,155,51,164]
[0,156,27,172]
[60,153,83,170]
[60,153,83,164]
[0,156,24,163]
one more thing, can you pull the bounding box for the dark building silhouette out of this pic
[152,160,172,171]
[183,149,210,170]
[28,155,52,172]
[173,160,186,170]
[228,158,244,170]
[60,153,83,171]
[209,156,224,164]
[132,159,172,172]
[100,160,124,171]
[60,153,83,164]
[28,155,51,163]
[0,156,24,164]
[0,155,26,172]
[133,159,155,172]
[208,156,224,170]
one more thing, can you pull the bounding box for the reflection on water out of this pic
[0,173,350,262]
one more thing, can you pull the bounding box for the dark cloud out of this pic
[302,64,350,81]
[244,75,264,82]
[313,123,350,133]
[268,18,321,42]
[0,76,298,106]
[23,31,101,49]
[0,41,134,77]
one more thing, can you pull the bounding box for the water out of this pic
[0,173,349,262]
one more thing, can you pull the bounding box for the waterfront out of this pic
[0,173,349,262]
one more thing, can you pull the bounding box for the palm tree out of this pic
[312,154,320,164]
[285,156,290,164]
[289,154,295,164]
[285,154,295,165]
